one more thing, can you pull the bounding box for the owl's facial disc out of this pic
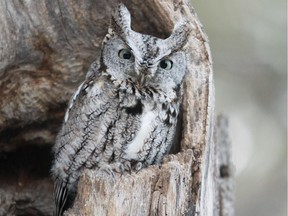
[101,3,189,90]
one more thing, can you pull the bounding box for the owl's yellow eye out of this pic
[118,49,133,60]
[159,59,173,70]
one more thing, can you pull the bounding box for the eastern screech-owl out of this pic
[51,3,190,216]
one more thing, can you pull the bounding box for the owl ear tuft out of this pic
[165,20,191,51]
[111,3,132,36]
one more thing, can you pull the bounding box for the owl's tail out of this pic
[54,179,69,216]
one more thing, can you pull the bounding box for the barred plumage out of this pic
[51,3,190,216]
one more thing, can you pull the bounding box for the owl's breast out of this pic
[111,79,179,163]
[122,110,157,160]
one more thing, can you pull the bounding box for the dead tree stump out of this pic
[0,0,234,215]
[66,1,234,216]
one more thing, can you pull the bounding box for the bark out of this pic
[0,0,234,215]
[0,0,116,150]
[213,115,235,216]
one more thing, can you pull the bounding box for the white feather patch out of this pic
[124,111,156,160]
[64,82,84,122]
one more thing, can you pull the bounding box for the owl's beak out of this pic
[135,64,156,86]
[139,74,146,85]
[135,66,147,85]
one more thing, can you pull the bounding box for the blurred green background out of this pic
[191,0,287,215]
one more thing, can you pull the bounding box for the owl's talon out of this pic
[99,164,116,178]
[118,163,126,176]
[123,161,132,174]
[135,162,144,173]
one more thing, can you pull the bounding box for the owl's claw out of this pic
[114,161,132,175]
[123,161,132,174]
[101,161,131,176]
[99,161,140,176]
[135,162,144,173]
[99,164,116,178]
[113,162,125,175]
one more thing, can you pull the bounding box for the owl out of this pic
[51,3,190,216]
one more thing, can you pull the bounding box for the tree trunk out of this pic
[0,0,234,215]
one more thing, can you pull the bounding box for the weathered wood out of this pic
[0,145,54,215]
[0,180,53,216]
[67,151,195,216]
[213,115,235,216]
[0,0,117,150]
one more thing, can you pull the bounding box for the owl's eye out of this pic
[118,49,133,60]
[159,59,173,70]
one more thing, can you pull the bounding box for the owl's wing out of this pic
[64,62,99,123]
[52,69,115,215]
[52,82,86,216]
[54,178,68,216]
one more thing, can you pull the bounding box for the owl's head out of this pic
[101,3,190,92]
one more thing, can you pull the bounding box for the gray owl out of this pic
[51,3,190,216]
